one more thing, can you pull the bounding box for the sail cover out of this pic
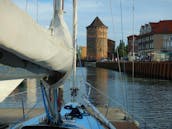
[0,0,73,102]
[0,0,73,75]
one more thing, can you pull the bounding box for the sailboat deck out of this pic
[0,107,139,129]
[22,126,68,129]
[60,103,104,129]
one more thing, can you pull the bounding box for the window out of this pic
[163,42,166,48]
[146,36,149,41]
[170,41,172,47]
[163,35,168,40]
[168,42,170,47]
[150,35,153,40]
[170,36,172,41]
[152,43,154,49]
[146,25,151,33]
[164,40,167,48]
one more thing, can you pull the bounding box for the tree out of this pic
[116,40,128,58]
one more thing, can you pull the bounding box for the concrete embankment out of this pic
[97,61,172,80]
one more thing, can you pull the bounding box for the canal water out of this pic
[85,67,172,129]
[0,67,172,129]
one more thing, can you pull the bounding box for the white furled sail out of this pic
[50,0,72,49]
[0,0,73,100]
[0,0,73,76]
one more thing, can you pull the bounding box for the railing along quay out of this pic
[96,61,172,80]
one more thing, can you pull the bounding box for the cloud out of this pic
[12,0,53,27]
[78,0,104,13]
[12,0,172,46]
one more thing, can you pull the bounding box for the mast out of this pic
[72,0,78,101]
[50,0,64,34]
[132,0,135,78]
[131,0,135,120]
[53,0,63,15]
[25,0,28,12]
[47,0,65,124]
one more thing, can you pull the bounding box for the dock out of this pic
[97,61,172,80]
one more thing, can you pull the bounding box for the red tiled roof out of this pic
[150,20,172,34]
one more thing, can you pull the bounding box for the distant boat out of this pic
[0,0,116,129]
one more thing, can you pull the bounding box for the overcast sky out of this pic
[12,0,172,46]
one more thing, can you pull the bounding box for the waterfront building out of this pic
[127,35,138,54]
[86,17,108,61]
[108,39,115,60]
[128,20,172,61]
[80,46,87,60]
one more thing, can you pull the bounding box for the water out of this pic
[0,67,172,129]
[86,67,172,129]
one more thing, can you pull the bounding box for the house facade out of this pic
[128,20,172,61]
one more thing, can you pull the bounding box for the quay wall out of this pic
[96,61,172,80]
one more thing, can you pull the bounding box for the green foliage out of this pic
[116,40,128,58]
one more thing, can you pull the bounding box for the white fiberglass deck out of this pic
[60,103,104,129]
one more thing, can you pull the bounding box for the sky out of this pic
[12,0,172,46]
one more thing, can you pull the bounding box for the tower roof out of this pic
[87,17,108,28]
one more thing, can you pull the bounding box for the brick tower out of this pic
[86,17,108,61]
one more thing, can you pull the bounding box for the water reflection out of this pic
[86,67,172,129]
[87,68,108,106]
[63,68,87,104]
